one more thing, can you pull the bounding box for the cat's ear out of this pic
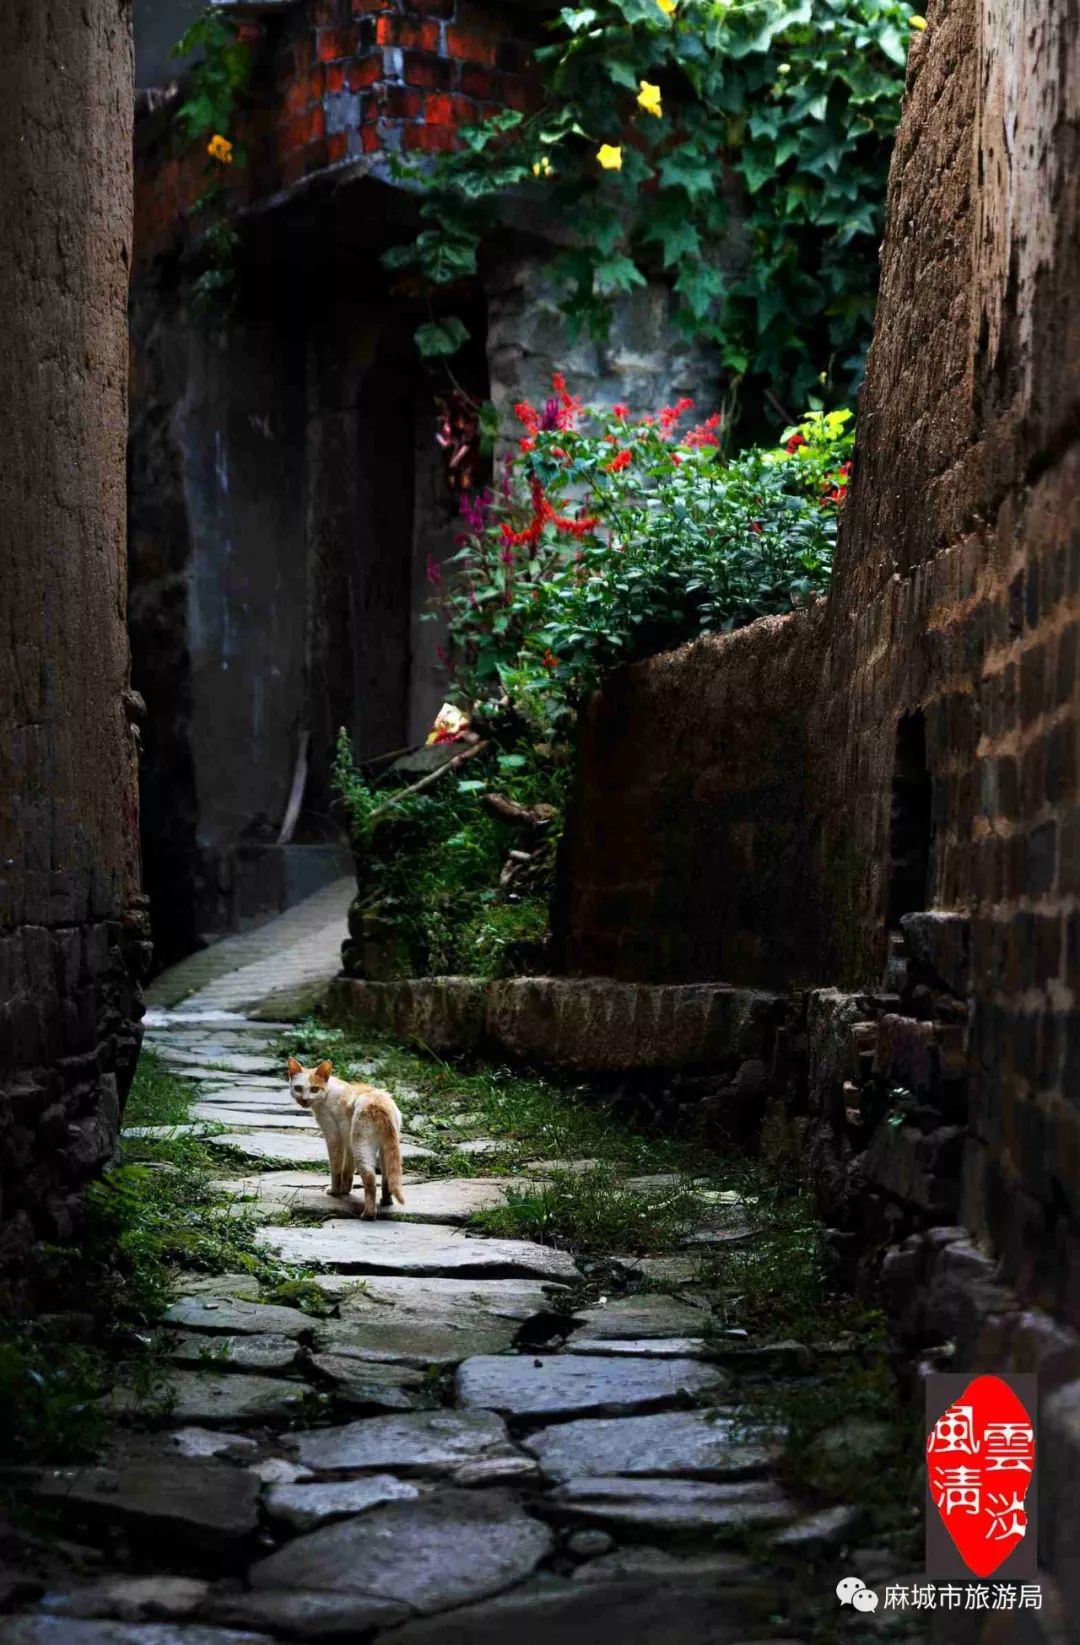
[315,1060,333,1082]
[288,1056,302,1076]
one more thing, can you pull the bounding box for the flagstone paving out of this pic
[5,899,908,1645]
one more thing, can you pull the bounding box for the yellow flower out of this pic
[532,156,554,177]
[207,133,233,164]
[597,143,623,171]
[637,81,662,118]
[655,0,677,14]
[909,12,927,28]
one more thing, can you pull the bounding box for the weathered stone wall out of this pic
[0,0,146,1276]
[560,0,1080,1333]
[557,609,827,988]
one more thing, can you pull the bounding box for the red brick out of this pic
[378,15,441,50]
[459,65,495,100]
[281,150,306,185]
[315,0,345,22]
[349,56,382,89]
[501,74,529,113]
[327,131,350,162]
[318,26,358,60]
[308,66,326,100]
[325,61,348,93]
[409,0,454,13]
[404,123,458,151]
[360,123,382,152]
[424,91,478,127]
[402,50,455,89]
[280,112,308,155]
[445,27,496,66]
[380,84,425,118]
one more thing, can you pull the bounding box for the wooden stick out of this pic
[368,739,490,822]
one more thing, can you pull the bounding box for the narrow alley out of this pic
[10,892,918,1642]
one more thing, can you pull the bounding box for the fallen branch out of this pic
[480,792,558,828]
[368,739,490,822]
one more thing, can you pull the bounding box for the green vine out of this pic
[171,7,255,315]
[385,0,919,426]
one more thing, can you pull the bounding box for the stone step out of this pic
[524,1410,781,1484]
[547,1475,797,1535]
[247,1489,555,1617]
[256,1222,578,1284]
[220,1173,511,1226]
[455,1353,726,1422]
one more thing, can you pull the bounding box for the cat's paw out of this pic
[360,1206,377,1221]
[326,1185,350,1198]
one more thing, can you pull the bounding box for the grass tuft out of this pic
[471,1162,705,1256]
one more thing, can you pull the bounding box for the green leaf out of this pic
[415,317,471,358]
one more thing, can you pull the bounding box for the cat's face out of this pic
[287,1057,333,1108]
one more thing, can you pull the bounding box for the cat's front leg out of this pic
[325,1136,350,1197]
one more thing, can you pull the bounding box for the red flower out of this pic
[514,401,540,434]
[612,402,629,420]
[605,449,632,473]
[749,520,763,536]
[550,446,568,459]
[520,437,536,454]
[685,412,723,449]
[542,649,559,670]
[785,432,808,454]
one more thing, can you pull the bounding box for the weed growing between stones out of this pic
[471,1162,706,1256]
[0,1052,309,1464]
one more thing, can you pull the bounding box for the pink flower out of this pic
[426,554,442,586]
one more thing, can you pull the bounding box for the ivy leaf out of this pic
[641,205,701,267]
[594,253,647,294]
[674,260,726,320]
[604,58,640,90]
[657,148,716,196]
[561,6,599,32]
[414,317,470,358]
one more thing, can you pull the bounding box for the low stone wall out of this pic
[326,975,785,1074]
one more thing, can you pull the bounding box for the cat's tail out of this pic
[372,1102,406,1204]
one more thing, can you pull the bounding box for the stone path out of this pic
[143,877,354,1013]
[3,926,914,1645]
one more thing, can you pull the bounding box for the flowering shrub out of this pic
[434,381,852,716]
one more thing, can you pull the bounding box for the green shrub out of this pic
[440,396,851,713]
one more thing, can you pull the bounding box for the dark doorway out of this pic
[887,710,933,925]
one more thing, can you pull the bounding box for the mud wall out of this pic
[819,0,1080,1321]
[558,610,827,988]
[0,0,146,1276]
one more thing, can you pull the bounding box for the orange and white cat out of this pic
[287,1057,405,1219]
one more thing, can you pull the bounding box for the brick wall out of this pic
[135,0,545,263]
[0,1,147,1284]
